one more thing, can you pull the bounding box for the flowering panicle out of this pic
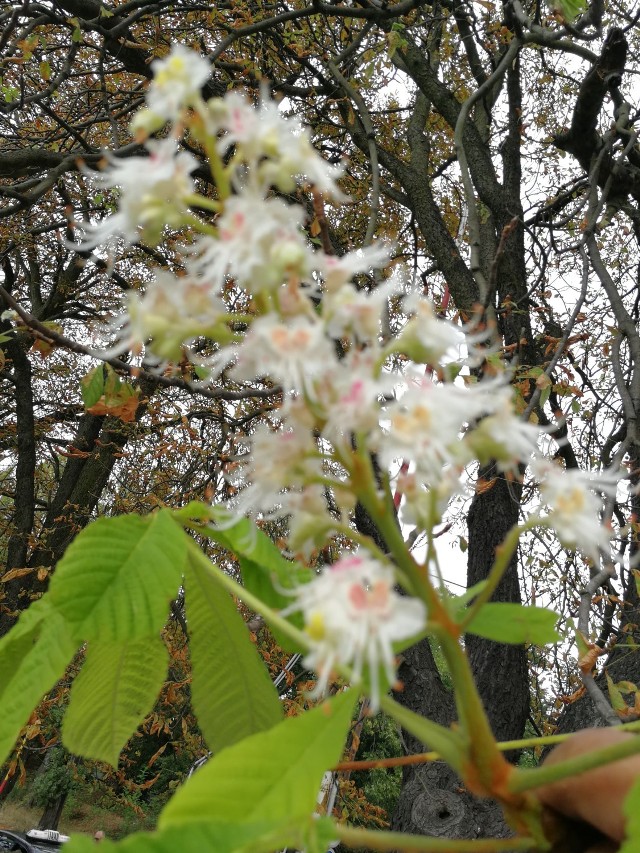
[72,42,625,712]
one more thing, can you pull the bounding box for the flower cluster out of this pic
[80,141,199,250]
[289,554,427,712]
[77,43,623,708]
[532,460,619,564]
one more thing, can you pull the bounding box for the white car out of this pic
[0,829,69,853]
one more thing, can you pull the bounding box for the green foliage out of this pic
[63,636,169,766]
[184,552,282,753]
[29,747,75,807]
[465,603,560,646]
[352,715,403,820]
[429,639,453,690]
[49,511,186,643]
[160,690,356,831]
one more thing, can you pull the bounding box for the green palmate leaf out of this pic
[160,690,356,830]
[0,611,77,766]
[63,635,169,766]
[465,603,560,645]
[49,511,186,643]
[185,554,282,753]
[176,504,310,651]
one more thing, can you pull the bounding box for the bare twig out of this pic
[0,286,279,402]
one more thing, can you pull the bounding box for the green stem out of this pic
[183,193,221,214]
[379,695,466,773]
[424,496,444,586]
[499,719,640,752]
[347,446,506,787]
[337,824,536,852]
[351,454,429,601]
[203,133,231,201]
[185,536,312,652]
[509,732,640,793]
[436,629,504,784]
[361,720,640,768]
[458,522,530,631]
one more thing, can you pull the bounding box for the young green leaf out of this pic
[548,0,587,22]
[465,603,560,645]
[185,554,282,753]
[176,505,310,650]
[0,612,76,767]
[80,366,106,409]
[159,690,356,830]
[49,511,187,643]
[63,635,169,766]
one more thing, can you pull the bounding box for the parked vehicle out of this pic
[0,829,69,853]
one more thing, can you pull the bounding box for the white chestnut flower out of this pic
[288,553,426,711]
[533,460,620,563]
[80,140,198,249]
[148,43,211,121]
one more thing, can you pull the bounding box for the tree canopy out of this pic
[1,0,640,849]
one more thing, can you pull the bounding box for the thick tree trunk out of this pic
[391,639,513,838]
[0,382,156,637]
[37,792,68,831]
[466,466,529,746]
